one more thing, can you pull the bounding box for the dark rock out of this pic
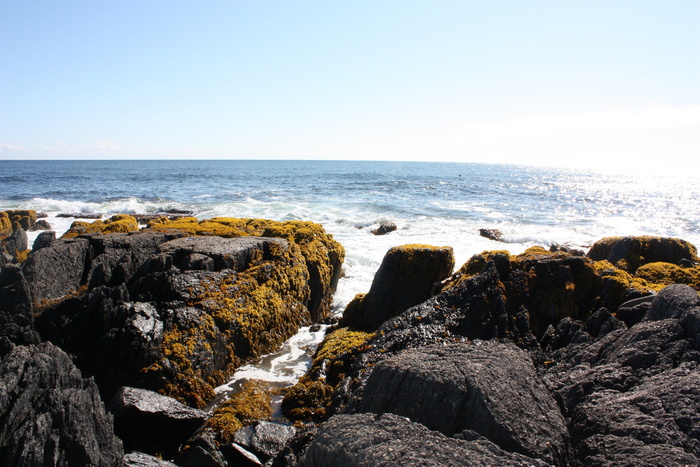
[339,244,454,331]
[21,237,90,302]
[549,242,585,256]
[645,283,700,321]
[158,235,286,272]
[12,227,28,252]
[125,451,178,466]
[34,219,52,230]
[179,446,226,467]
[370,222,396,235]
[479,228,505,242]
[108,386,207,456]
[585,307,625,338]
[233,421,296,462]
[0,264,39,346]
[616,295,654,327]
[299,413,551,467]
[57,212,103,219]
[32,230,56,250]
[0,342,124,465]
[359,341,569,465]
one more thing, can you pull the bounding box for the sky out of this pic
[1,1,699,169]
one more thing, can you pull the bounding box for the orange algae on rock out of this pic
[587,235,698,273]
[62,215,140,238]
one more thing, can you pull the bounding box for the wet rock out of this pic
[299,413,550,467]
[645,283,700,321]
[370,222,396,235]
[0,342,124,466]
[359,341,569,465]
[108,386,207,456]
[340,244,454,331]
[479,228,504,242]
[32,230,56,250]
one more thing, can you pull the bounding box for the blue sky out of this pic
[1,1,699,168]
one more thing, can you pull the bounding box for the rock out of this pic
[359,341,569,465]
[34,219,52,230]
[0,264,39,346]
[108,386,208,456]
[232,421,296,462]
[4,209,37,231]
[587,235,698,273]
[125,451,178,466]
[339,244,454,331]
[370,222,396,235]
[32,230,56,250]
[20,237,90,302]
[645,283,700,321]
[299,413,551,467]
[32,220,343,408]
[11,227,28,252]
[616,295,655,327]
[479,228,505,242]
[0,342,124,465]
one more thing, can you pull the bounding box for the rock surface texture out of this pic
[280,237,700,466]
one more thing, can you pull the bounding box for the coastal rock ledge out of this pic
[2,226,700,466]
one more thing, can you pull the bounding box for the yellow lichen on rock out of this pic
[0,212,12,237]
[62,214,140,238]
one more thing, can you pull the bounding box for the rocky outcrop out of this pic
[0,264,39,346]
[339,244,454,331]
[0,341,124,466]
[29,218,343,409]
[479,227,504,242]
[370,222,396,235]
[298,413,550,466]
[282,237,700,466]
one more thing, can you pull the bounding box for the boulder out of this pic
[645,283,700,321]
[0,342,124,466]
[299,413,550,467]
[108,386,207,457]
[32,230,56,250]
[340,244,454,331]
[359,341,569,465]
[34,219,52,230]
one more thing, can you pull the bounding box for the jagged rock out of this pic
[298,413,551,466]
[0,264,39,346]
[12,227,28,252]
[359,341,569,465]
[645,283,700,321]
[340,244,454,331]
[479,228,504,242]
[587,235,698,273]
[125,452,178,466]
[0,342,124,466]
[616,295,654,327]
[232,421,296,462]
[108,386,207,456]
[32,230,56,250]
[370,222,396,235]
[21,237,90,302]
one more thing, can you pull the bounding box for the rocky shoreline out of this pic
[2,211,700,466]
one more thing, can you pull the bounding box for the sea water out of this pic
[2,159,699,398]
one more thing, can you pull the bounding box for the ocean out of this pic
[3,159,699,396]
